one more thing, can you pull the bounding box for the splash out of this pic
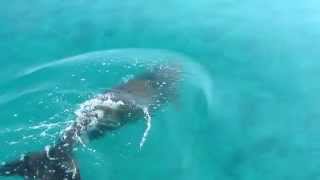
[45,145,57,160]
[139,107,152,149]
[73,93,125,132]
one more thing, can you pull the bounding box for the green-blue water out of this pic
[0,0,320,179]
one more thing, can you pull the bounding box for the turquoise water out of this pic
[1,0,320,179]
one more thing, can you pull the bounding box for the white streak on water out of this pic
[140,107,152,149]
[45,145,56,160]
[8,141,18,145]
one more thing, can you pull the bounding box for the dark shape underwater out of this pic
[0,65,181,180]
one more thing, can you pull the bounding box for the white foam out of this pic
[73,93,125,131]
[139,107,152,149]
[75,93,124,118]
[45,145,56,160]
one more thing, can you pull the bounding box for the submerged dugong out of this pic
[0,64,181,180]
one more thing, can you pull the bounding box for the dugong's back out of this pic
[86,64,181,138]
[111,65,180,109]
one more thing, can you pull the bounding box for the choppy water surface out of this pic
[1,0,320,179]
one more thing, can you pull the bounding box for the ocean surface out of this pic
[0,0,320,179]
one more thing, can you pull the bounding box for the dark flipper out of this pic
[0,146,80,180]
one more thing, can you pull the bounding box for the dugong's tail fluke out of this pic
[0,146,80,180]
